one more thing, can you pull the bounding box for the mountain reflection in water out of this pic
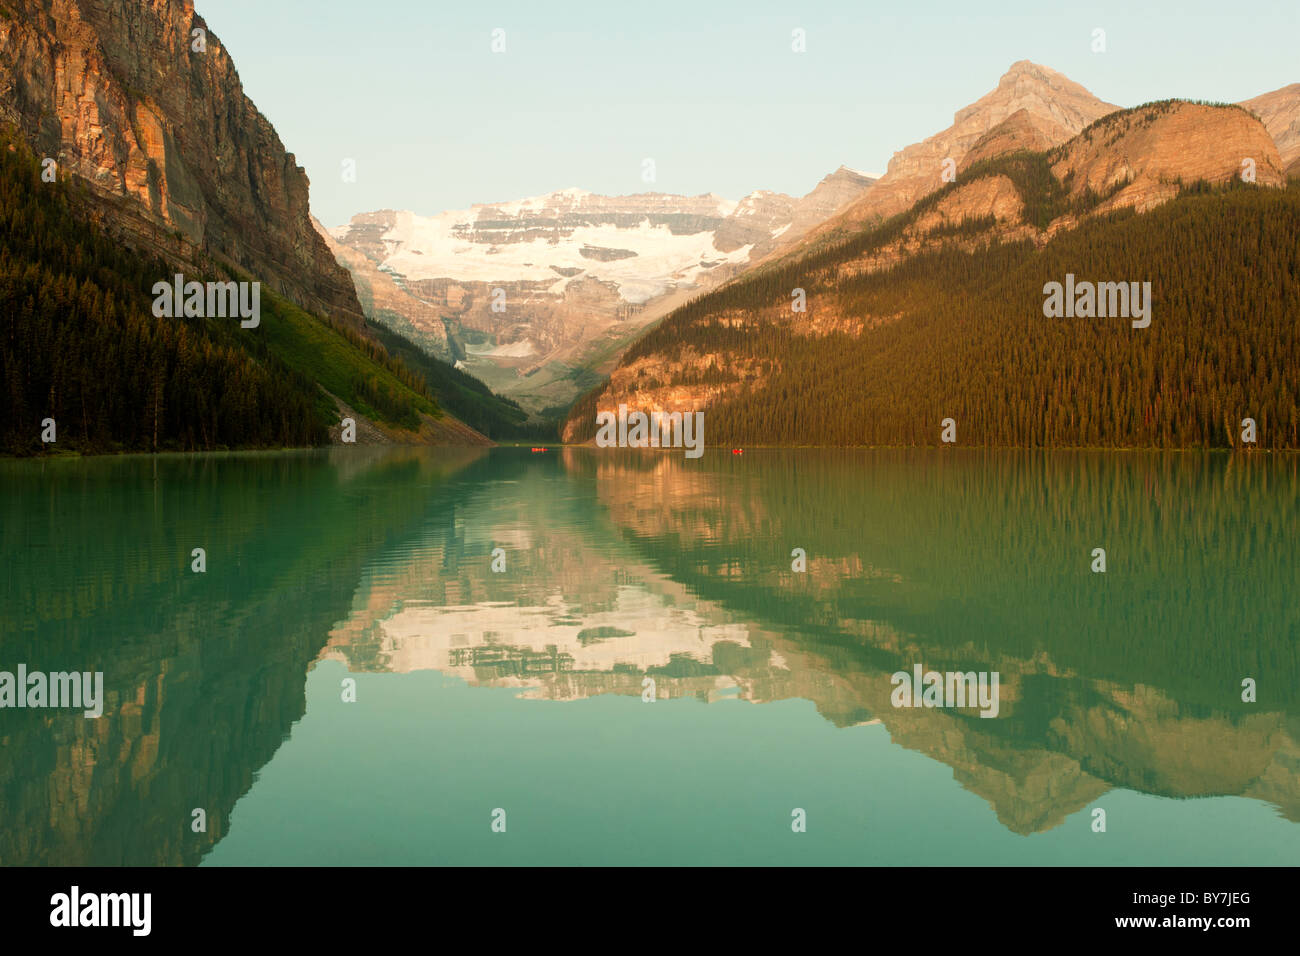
[2,447,1296,864]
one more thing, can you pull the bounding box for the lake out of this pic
[1,446,1297,865]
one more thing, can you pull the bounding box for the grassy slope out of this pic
[367,321,557,441]
[253,286,438,430]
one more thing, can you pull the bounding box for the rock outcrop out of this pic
[1240,83,1300,171]
[0,0,363,325]
[959,108,1073,171]
[1050,101,1285,213]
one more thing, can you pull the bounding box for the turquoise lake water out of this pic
[2,446,1297,865]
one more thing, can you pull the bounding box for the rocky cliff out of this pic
[959,108,1073,171]
[1240,83,1300,173]
[0,0,363,325]
[1050,100,1285,213]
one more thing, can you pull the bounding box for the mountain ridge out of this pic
[789,61,1121,256]
[562,89,1300,449]
[325,170,879,413]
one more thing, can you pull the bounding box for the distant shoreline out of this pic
[4,443,1293,460]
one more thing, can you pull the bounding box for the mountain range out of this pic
[323,167,877,413]
[563,65,1300,449]
[792,61,1119,251]
[2,0,1298,453]
[0,0,512,452]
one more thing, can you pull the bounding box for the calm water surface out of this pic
[2,447,1297,865]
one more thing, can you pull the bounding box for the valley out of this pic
[2,0,1299,885]
[2,4,1298,458]
[323,170,878,414]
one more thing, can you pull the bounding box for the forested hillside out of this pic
[0,133,446,455]
[367,322,557,441]
[569,173,1300,448]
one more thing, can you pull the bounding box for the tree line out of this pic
[570,164,1300,449]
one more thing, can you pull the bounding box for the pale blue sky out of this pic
[198,0,1299,227]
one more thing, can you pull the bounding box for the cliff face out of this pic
[0,0,363,325]
[1240,83,1300,172]
[1050,101,1285,212]
[959,108,1072,171]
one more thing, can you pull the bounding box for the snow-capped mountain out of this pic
[362,189,754,303]
[322,170,875,412]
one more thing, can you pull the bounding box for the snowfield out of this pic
[334,189,779,305]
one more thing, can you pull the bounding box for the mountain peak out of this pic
[996,60,1090,92]
[823,165,878,185]
[1001,59,1058,80]
[798,62,1118,246]
[955,61,1114,128]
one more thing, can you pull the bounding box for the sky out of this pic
[198,0,1300,228]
